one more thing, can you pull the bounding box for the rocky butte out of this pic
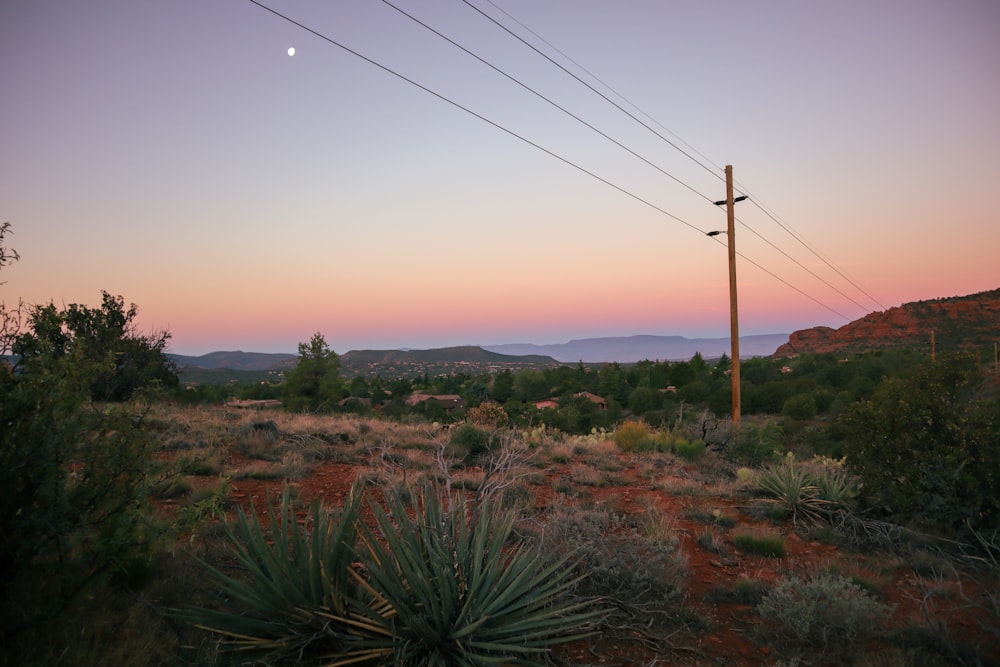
[774,288,1000,357]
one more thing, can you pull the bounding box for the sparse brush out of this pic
[757,573,894,657]
[532,502,688,643]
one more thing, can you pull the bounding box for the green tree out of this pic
[491,369,514,403]
[13,292,177,401]
[627,385,662,416]
[0,293,164,642]
[282,333,344,412]
[782,393,818,421]
[841,353,999,532]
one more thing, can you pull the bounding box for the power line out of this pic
[379,0,716,206]
[247,0,865,323]
[480,0,728,179]
[460,0,724,185]
[735,214,875,314]
[468,0,885,314]
[707,235,852,321]
[245,0,707,236]
[742,195,888,310]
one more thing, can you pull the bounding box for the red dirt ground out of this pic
[206,450,996,666]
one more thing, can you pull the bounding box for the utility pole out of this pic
[710,165,746,431]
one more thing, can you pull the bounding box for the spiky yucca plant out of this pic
[179,483,392,665]
[758,460,825,525]
[354,484,602,666]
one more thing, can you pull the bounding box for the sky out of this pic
[1,1,998,356]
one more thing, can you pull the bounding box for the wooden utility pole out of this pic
[724,165,741,431]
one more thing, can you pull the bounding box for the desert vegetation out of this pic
[2,270,998,665]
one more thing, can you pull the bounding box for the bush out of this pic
[841,353,999,532]
[532,502,688,638]
[757,573,894,657]
[614,420,652,452]
[725,422,781,466]
[782,393,817,421]
[466,402,509,428]
[448,423,490,462]
[1,324,164,640]
[672,437,705,462]
[757,460,821,525]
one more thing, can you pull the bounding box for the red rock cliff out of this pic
[774,288,1000,357]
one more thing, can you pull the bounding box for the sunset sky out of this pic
[2,1,998,356]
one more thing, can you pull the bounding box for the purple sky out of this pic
[2,1,998,355]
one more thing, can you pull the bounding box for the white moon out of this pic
[287,47,295,57]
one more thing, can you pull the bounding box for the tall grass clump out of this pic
[732,531,787,557]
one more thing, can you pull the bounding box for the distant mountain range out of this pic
[483,334,790,363]
[167,334,790,377]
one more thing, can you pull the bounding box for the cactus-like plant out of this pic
[179,483,391,665]
[354,484,602,666]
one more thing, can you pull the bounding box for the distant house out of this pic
[405,393,466,413]
[575,392,609,409]
[532,392,608,410]
[338,396,372,408]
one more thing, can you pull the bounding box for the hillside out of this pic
[169,334,793,379]
[774,288,1000,357]
[168,350,297,371]
[339,346,560,379]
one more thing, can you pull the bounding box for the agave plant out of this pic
[816,469,857,505]
[179,483,391,665]
[758,461,826,525]
[353,484,603,666]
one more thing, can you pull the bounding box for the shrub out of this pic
[186,483,600,666]
[841,353,1000,533]
[782,393,817,421]
[725,422,781,466]
[757,573,894,657]
[673,437,705,462]
[448,423,490,462]
[532,503,688,638]
[614,420,651,452]
[467,402,509,429]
